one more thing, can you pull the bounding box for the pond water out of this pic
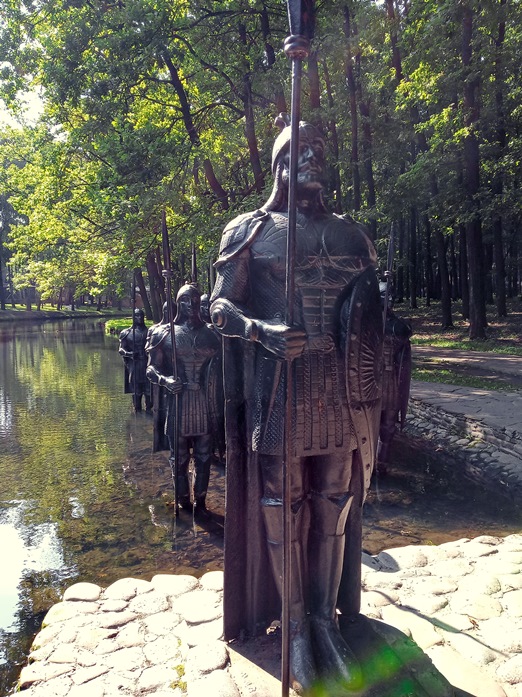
[0,318,520,696]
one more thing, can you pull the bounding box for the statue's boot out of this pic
[132,393,142,412]
[262,500,318,694]
[309,494,363,691]
[194,458,211,516]
[376,438,390,476]
[170,457,191,511]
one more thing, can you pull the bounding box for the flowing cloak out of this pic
[217,213,383,641]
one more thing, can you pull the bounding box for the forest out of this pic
[0,0,520,338]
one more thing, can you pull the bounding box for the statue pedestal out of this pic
[227,614,455,697]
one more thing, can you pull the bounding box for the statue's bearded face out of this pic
[280,131,326,194]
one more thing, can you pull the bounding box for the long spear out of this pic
[282,2,314,695]
[161,211,180,518]
[191,242,198,285]
[382,222,396,332]
[132,270,138,411]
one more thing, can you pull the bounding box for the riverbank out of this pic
[17,534,522,697]
[0,308,129,322]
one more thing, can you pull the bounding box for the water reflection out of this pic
[0,319,223,695]
[0,388,13,438]
[0,501,73,634]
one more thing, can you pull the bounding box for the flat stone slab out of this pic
[18,536,522,697]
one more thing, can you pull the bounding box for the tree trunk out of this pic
[239,22,264,194]
[462,4,487,339]
[492,0,507,316]
[202,159,229,210]
[243,75,264,193]
[145,254,162,323]
[434,225,453,328]
[409,207,418,309]
[396,217,405,303]
[424,215,433,305]
[386,0,403,83]
[450,233,459,301]
[359,99,377,240]
[135,268,153,321]
[343,5,361,212]
[308,50,322,123]
[0,252,5,311]
[322,58,343,213]
[162,49,200,146]
[459,225,470,319]
[485,243,494,305]
[155,246,165,306]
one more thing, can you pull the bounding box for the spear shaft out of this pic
[282,3,313,694]
[161,211,180,517]
[191,242,197,285]
[132,270,137,410]
[383,222,396,332]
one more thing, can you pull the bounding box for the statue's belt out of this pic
[305,335,335,352]
[183,382,200,392]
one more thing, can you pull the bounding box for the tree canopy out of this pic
[0,0,520,336]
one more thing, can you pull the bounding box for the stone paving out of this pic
[15,351,522,697]
[17,534,522,697]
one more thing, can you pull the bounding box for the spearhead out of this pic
[286,0,315,39]
[285,0,315,60]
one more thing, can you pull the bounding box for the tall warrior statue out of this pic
[146,284,221,514]
[146,301,171,453]
[119,308,153,413]
[376,282,412,475]
[209,115,383,692]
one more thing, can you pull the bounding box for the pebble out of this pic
[16,534,522,697]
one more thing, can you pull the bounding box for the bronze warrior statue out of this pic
[376,282,412,475]
[118,308,153,413]
[146,301,170,452]
[199,293,211,324]
[146,284,221,514]
[210,117,383,692]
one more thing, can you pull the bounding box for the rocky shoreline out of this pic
[407,393,522,503]
[16,534,522,697]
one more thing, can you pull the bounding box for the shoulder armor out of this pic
[145,323,170,352]
[334,212,372,238]
[215,209,269,266]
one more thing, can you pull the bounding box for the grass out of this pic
[398,297,521,389]
[399,297,522,355]
[0,304,129,321]
[105,318,154,335]
[411,336,522,356]
[411,367,515,391]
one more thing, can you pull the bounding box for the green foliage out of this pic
[0,0,521,316]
